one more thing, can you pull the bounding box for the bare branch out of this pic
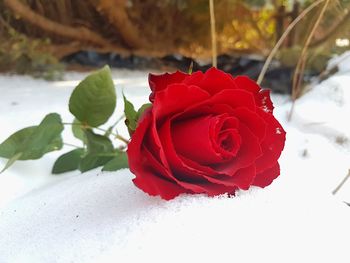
[3,0,110,47]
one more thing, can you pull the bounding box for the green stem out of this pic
[62,122,129,144]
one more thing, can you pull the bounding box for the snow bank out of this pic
[1,65,350,263]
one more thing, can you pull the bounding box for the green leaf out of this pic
[72,119,86,143]
[102,151,129,171]
[0,152,23,173]
[79,154,112,173]
[52,148,85,174]
[0,113,64,172]
[123,94,137,132]
[85,129,114,153]
[69,65,116,127]
[20,113,64,160]
[78,129,114,172]
[136,103,152,121]
[0,127,36,159]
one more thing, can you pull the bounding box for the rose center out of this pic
[171,114,242,165]
[220,134,233,151]
[214,117,241,158]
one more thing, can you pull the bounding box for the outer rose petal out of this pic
[204,165,256,190]
[193,67,238,95]
[127,110,189,200]
[232,107,267,142]
[253,163,280,187]
[153,83,210,120]
[255,108,286,173]
[182,71,205,86]
[234,76,274,113]
[200,89,256,111]
[234,76,260,93]
[148,71,188,102]
[133,170,188,200]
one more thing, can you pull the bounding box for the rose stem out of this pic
[62,122,129,144]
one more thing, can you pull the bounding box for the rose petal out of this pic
[146,116,233,195]
[256,89,274,113]
[202,89,256,111]
[204,165,256,190]
[255,109,286,173]
[182,71,205,86]
[253,162,280,187]
[232,107,267,142]
[174,104,235,122]
[132,170,188,200]
[234,76,260,93]
[153,84,210,120]
[148,71,188,102]
[128,110,188,200]
[159,118,243,196]
[234,76,274,113]
[142,146,208,193]
[128,109,152,173]
[195,67,238,95]
[215,128,241,158]
[171,115,223,164]
[213,123,262,175]
[171,115,240,164]
[159,118,216,180]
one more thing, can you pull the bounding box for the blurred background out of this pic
[0,0,349,93]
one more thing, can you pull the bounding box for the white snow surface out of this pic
[1,61,350,263]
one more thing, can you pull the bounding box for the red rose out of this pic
[127,68,286,200]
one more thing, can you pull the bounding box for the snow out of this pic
[1,58,350,263]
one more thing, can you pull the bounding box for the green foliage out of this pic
[0,66,133,174]
[124,93,152,135]
[72,119,86,144]
[136,103,152,121]
[124,94,138,134]
[79,130,116,172]
[69,66,116,127]
[102,152,129,171]
[0,113,64,171]
[0,27,63,80]
[52,148,85,174]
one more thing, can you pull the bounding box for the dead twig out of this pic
[209,0,217,68]
[288,0,330,121]
[257,0,326,85]
[4,0,111,47]
[332,170,350,195]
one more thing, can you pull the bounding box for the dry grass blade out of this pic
[332,170,350,195]
[257,0,326,85]
[209,0,217,68]
[288,0,331,121]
